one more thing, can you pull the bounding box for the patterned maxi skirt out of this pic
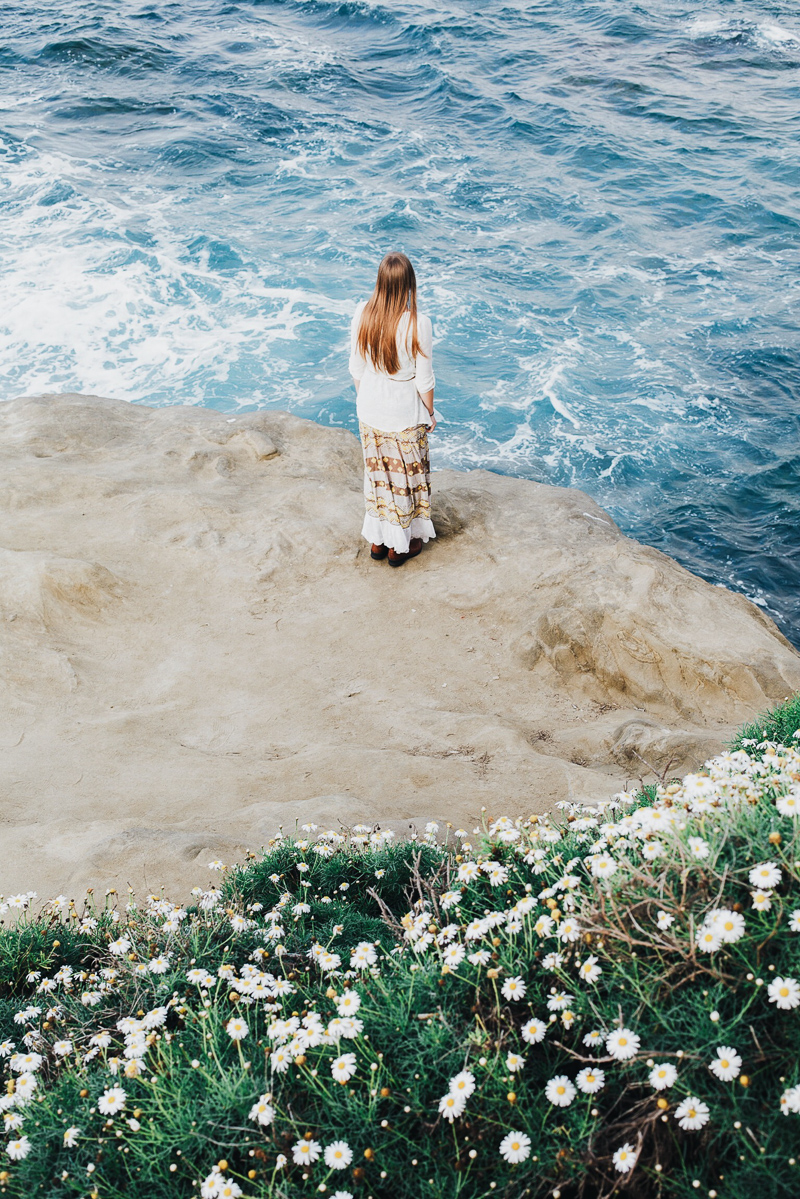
[359,421,437,554]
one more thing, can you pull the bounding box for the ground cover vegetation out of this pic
[1,697,800,1199]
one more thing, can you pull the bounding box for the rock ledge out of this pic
[2,393,799,898]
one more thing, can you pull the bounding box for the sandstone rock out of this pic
[1,392,798,901]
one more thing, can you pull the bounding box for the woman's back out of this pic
[349,251,437,565]
[349,302,434,432]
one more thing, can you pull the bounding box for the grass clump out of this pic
[730,691,800,752]
[1,727,800,1198]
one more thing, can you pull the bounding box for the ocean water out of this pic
[1,0,799,646]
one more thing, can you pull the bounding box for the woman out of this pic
[349,252,437,567]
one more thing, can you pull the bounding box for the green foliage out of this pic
[730,691,800,751]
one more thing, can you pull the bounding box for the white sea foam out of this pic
[0,146,350,406]
[687,14,800,49]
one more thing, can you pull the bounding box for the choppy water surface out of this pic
[1,0,799,644]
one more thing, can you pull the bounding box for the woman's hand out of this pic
[419,389,435,433]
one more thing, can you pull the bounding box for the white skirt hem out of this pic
[362,515,436,554]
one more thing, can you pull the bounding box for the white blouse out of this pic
[349,300,436,433]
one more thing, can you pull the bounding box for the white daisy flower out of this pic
[442,944,466,968]
[547,991,574,1012]
[468,950,491,967]
[506,1052,526,1073]
[578,955,602,984]
[576,1067,605,1094]
[292,1138,321,1165]
[501,976,527,1002]
[697,926,722,953]
[335,991,362,1016]
[789,909,800,932]
[498,1130,531,1164]
[708,1047,741,1081]
[52,1040,72,1057]
[557,919,581,943]
[545,1075,576,1107]
[776,793,800,817]
[438,1091,467,1121]
[5,1136,31,1161]
[269,1048,291,1073]
[768,976,800,1010]
[649,1062,677,1090]
[612,1142,636,1173]
[521,1017,548,1045]
[324,1140,353,1170]
[688,837,710,859]
[331,1053,357,1083]
[225,1018,249,1041]
[674,1095,710,1131]
[248,1096,275,1126]
[749,862,781,889]
[457,862,480,883]
[751,890,772,912]
[449,1071,476,1098]
[590,855,617,879]
[63,1126,80,1147]
[642,840,664,861]
[709,909,746,944]
[13,1072,38,1102]
[9,1053,43,1074]
[583,1029,604,1048]
[606,1029,640,1061]
[97,1086,126,1115]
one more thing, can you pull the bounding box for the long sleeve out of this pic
[414,314,435,395]
[348,303,367,380]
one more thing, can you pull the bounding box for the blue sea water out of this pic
[1,0,799,645]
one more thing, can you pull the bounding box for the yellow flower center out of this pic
[511,1141,520,1151]
[720,1060,729,1069]
[619,1038,628,1046]
[780,987,789,997]
[557,1086,565,1095]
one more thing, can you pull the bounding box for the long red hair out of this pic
[356,252,425,375]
